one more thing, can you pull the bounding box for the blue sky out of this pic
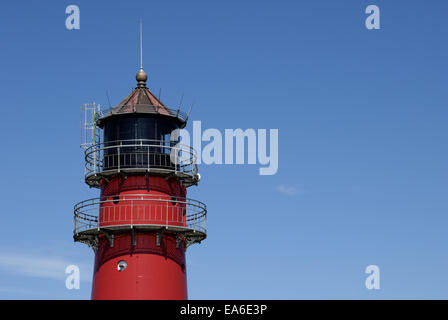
[0,0,447,299]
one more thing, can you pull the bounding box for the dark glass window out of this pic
[102,116,179,170]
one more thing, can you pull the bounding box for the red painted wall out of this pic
[91,175,188,300]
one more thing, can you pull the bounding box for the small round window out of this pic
[117,260,127,271]
[112,196,120,205]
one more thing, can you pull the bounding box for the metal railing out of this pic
[84,139,198,187]
[74,194,207,246]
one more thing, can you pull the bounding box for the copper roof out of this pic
[97,69,187,128]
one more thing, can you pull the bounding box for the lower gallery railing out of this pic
[73,194,207,247]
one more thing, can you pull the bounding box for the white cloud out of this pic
[0,253,91,282]
[276,185,304,196]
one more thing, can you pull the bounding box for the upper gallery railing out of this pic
[84,139,199,187]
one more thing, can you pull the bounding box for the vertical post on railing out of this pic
[74,212,77,234]
[204,207,207,232]
[194,204,196,231]
[166,201,168,228]
[98,203,101,231]
[117,141,121,173]
[93,149,97,175]
[130,200,133,227]
[140,140,143,167]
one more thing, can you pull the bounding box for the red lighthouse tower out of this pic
[74,66,206,299]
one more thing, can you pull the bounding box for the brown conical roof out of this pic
[97,69,187,128]
[112,84,172,116]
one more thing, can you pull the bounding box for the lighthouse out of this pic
[74,63,207,299]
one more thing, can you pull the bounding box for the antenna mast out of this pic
[139,20,143,70]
